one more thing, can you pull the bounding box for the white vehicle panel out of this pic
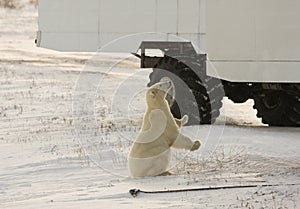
[37,0,300,82]
[100,0,156,33]
[208,61,300,83]
[206,0,300,82]
[156,0,177,33]
[38,0,204,52]
[178,0,200,34]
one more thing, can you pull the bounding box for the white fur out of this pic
[128,149,171,178]
[128,81,201,178]
[135,109,167,143]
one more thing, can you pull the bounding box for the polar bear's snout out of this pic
[156,80,172,92]
[164,80,172,89]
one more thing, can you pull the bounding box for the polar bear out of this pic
[128,80,201,178]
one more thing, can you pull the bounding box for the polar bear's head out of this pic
[146,80,172,109]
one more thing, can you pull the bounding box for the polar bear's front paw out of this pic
[181,115,189,125]
[190,140,201,151]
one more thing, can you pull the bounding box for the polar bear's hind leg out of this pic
[159,171,173,176]
[129,148,171,177]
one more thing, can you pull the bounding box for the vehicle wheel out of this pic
[253,91,300,127]
[223,82,251,103]
[147,56,224,125]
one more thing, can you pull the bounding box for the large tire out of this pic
[253,91,300,127]
[148,56,224,125]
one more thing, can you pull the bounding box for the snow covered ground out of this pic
[0,5,300,209]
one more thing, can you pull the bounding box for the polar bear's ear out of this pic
[150,90,156,98]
